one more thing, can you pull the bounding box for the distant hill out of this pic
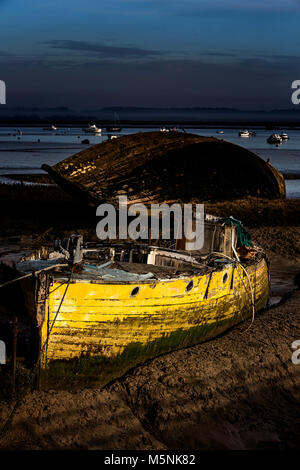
[1,106,300,125]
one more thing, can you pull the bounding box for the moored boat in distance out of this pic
[106,112,122,132]
[16,216,270,390]
[82,124,102,134]
[216,130,224,134]
[280,132,289,140]
[43,125,57,131]
[267,133,282,144]
[106,126,121,132]
[238,130,250,137]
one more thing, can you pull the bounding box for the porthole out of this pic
[185,280,194,292]
[130,286,140,297]
[223,273,228,284]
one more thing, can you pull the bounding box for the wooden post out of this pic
[12,317,18,397]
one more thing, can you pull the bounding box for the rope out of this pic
[35,267,74,369]
[0,267,73,441]
[211,251,256,329]
[0,264,68,289]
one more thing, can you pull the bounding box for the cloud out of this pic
[44,39,163,60]
[267,54,300,61]
[201,52,236,57]
[0,50,13,57]
[136,0,300,13]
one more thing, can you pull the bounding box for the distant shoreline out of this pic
[1,120,300,129]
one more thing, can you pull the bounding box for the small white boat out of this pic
[280,132,289,140]
[216,130,224,134]
[108,134,118,140]
[160,127,170,132]
[239,130,250,138]
[106,126,121,132]
[267,133,282,144]
[43,125,57,131]
[82,124,102,134]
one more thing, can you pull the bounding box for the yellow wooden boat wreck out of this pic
[16,215,270,390]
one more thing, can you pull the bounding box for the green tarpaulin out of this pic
[221,216,253,248]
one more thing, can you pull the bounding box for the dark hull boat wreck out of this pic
[41,131,285,204]
[16,219,270,390]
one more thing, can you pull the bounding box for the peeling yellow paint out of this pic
[40,258,269,367]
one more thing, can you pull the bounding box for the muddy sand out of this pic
[0,185,299,450]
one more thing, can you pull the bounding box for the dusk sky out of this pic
[1,0,300,109]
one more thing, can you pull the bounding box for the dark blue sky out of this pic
[1,0,300,109]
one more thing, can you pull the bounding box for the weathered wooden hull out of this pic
[37,256,269,389]
[42,131,286,204]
